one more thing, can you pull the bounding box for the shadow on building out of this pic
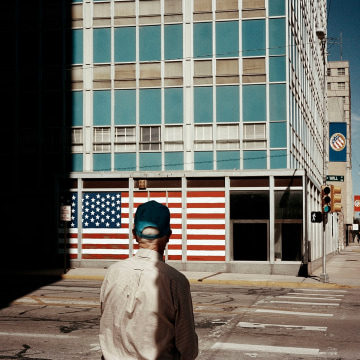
[0,0,72,308]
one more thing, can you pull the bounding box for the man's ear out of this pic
[132,229,139,242]
[165,230,172,243]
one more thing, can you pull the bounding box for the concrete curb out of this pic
[59,272,356,290]
[188,278,354,289]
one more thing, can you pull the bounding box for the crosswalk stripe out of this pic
[255,308,333,317]
[237,322,327,331]
[269,300,340,306]
[211,343,320,355]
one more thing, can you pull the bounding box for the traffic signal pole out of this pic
[320,213,329,283]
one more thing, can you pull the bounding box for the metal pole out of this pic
[320,214,329,282]
[319,38,329,283]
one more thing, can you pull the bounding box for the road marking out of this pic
[255,308,333,317]
[290,292,344,297]
[294,288,347,293]
[0,331,77,339]
[278,295,342,301]
[11,295,100,308]
[211,343,321,355]
[269,300,340,306]
[237,322,327,331]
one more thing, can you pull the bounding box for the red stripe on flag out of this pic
[187,191,225,197]
[187,203,225,208]
[82,233,129,239]
[82,244,129,250]
[187,213,225,219]
[187,256,225,261]
[83,254,128,260]
[187,234,225,240]
[187,245,225,251]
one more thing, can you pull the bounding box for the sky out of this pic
[327,0,360,217]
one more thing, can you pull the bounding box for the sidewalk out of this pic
[62,243,360,289]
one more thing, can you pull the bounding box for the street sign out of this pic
[311,211,323,223]
[326,175,344,182]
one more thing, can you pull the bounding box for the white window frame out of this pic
[93,127,111,152]
[243,123,266,150]
[140,126,161,151]
[114,126,136,152]
[194,124,213,150]
[164,125,184,151]
[216,124,240,150]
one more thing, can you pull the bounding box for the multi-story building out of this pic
[56,0,333,276]
[326,60,353,248]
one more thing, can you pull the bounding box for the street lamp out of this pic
[317,28,329,283]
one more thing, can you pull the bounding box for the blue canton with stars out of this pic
[70,193,121,229]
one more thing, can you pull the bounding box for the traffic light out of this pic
[321,185,331,213]
[331,185,342,212]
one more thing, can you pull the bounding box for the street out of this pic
[0,279,360,359]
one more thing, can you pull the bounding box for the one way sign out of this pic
[311,211,323,223]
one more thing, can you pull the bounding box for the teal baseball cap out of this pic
[134,200,171,240]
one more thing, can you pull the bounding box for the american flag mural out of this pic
[60,190,226,262]
[133,191,183,260]
[60,192,130,260]
[186,191,226,261]
[59,194,78,259]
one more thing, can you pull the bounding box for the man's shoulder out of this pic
[158,261,189,284]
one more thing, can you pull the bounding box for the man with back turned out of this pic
[100,200,198,359]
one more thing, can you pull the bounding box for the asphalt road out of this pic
[0,279,359,359]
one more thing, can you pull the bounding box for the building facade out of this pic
[327,60,353,248]
[59,0,332,275]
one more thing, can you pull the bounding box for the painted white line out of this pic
[294,288,347,293]
[237,322,327,332]
[269,300,340,306]
[211,343,320,355]
[278,295,342,301]
[290,292,344,297]
[255,309,333,317]
[0,332,76,339]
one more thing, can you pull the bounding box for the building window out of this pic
[242,19,265,57]
[114,27,136,62]
[243,123,266,149]
[338,68,345,75]
[194,86,213,123]
[216,21,239,58]
[140,126,161,150]
[327,82,332,90]
[93,127,111,152]
[243,57,266,83]
[114,127,136,152]
[139,25,161,61]
[164,126,183,151]
[193,22,212,58]
[216,124,239,150]
[216,86,240,122]
[337,82,345,90]
[194,125,213,150]
[72,128,83,152]
[72,29,83,65]
[93,28,111,64]
[164,24,183,60]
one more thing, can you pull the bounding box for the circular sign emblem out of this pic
[355,200,360,209]
[330,132,346,152]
